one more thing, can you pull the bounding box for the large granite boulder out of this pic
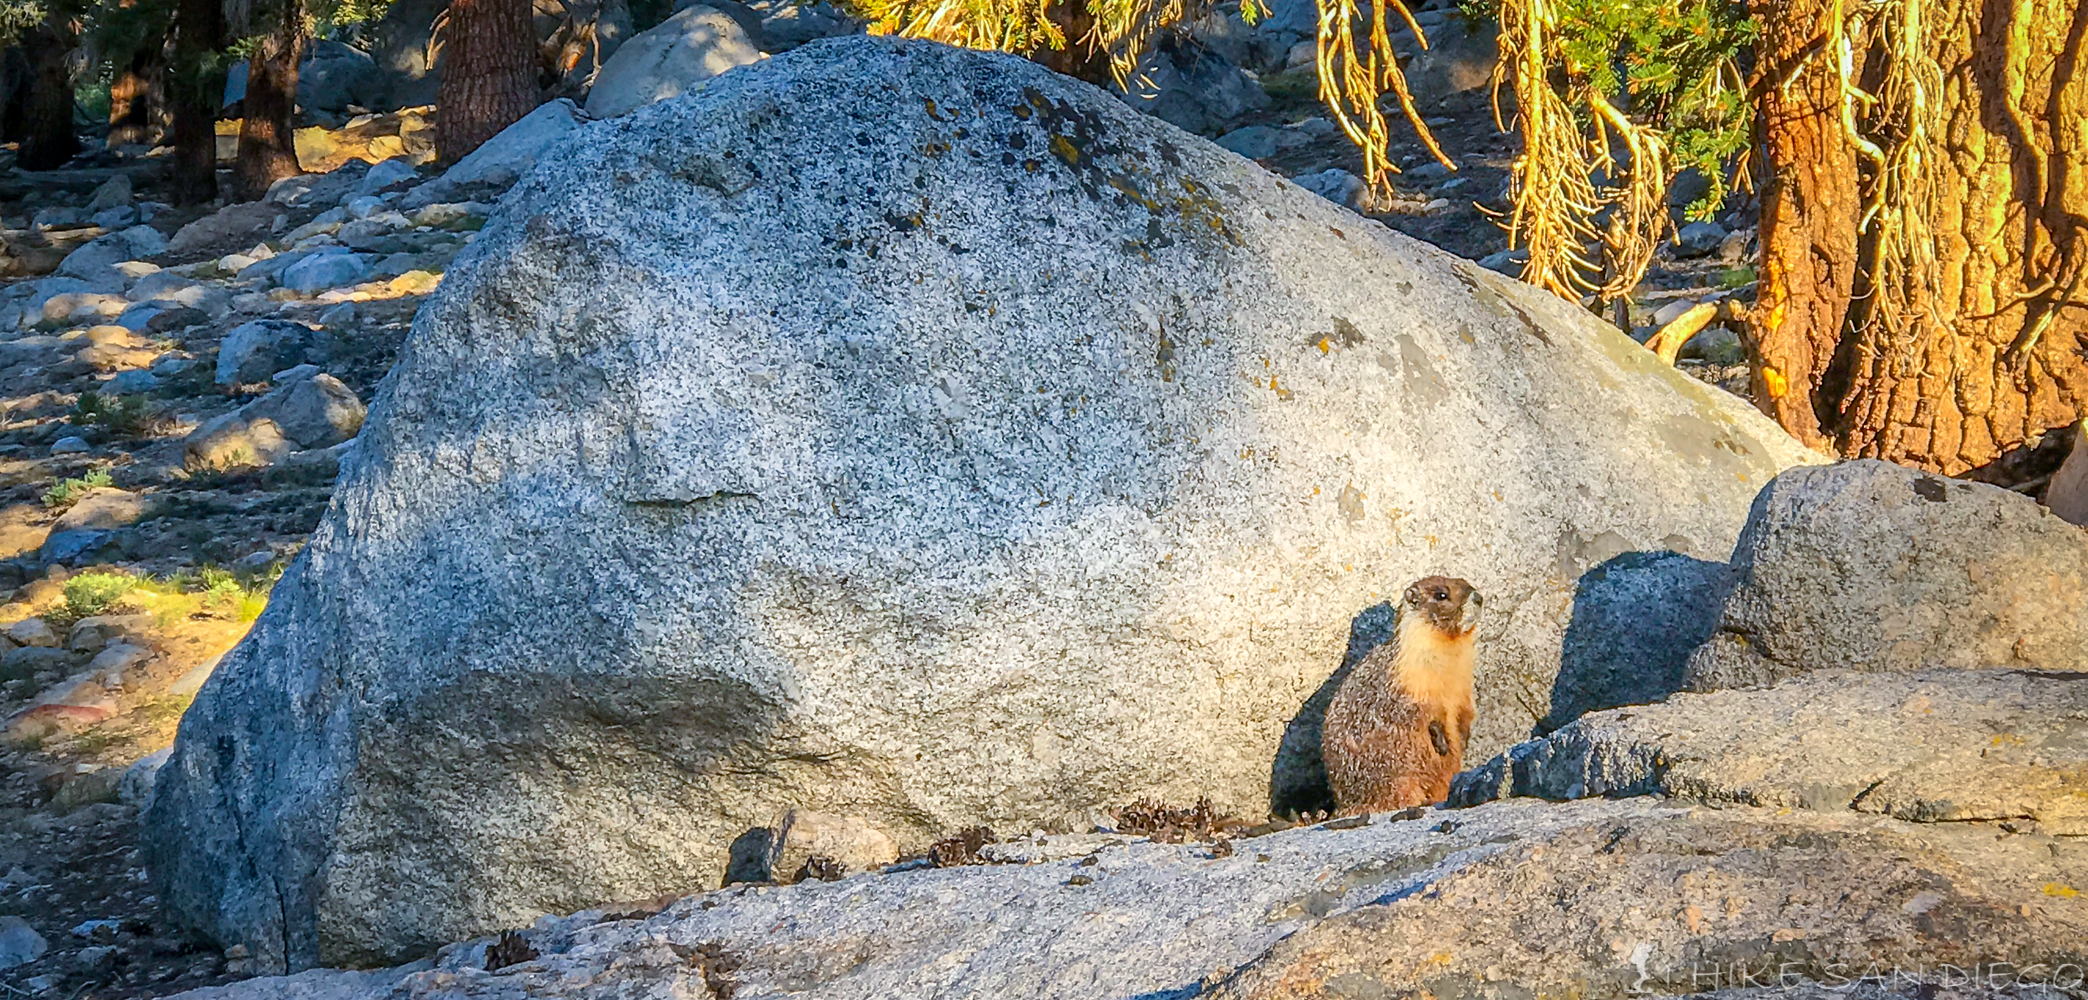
[1684,459,2088,690]
[145,36,1813,972]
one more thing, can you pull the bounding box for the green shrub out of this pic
[72,391,161,437]
[63,571,136,619]
[44,468,114,508]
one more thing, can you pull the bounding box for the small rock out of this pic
[91,206,140,230]
[1685,460,2088,685]
[121,747,173,806]
[272,363,322,384]
[185,373,366,470]
[1717,228,1751,263]
[68,621,111,654]
[34,206,89,230]
[1288,117,1337,140]
[73,943,120,973]
[150,354,197,376]
[316,303,357,328]
[104,369,162,395]
[8,618,58,648]
[49,436,91,455]
[40,529,116,565]
[69,919,120,942]
[88,642,150,685]
[169,201,284,255]
[113,302,166,333]
[769,810,901,881]
[1673,220,1727,258]
[344,195,387,220]
[54,770,124,813]
[1479,248,1527,275]
[218,253,260,274]
[216,319,323,386]
[129,270,193,301]
[370,253,420,279]
[1215,125,1281,160]
[358,158,419,195]
[86,174,134,212]
[280,252,370,294]
[1115,40,1269,135]
[234,549,280,572]
[52,488,146,533]
[0,915,48,970]
[1683,325,1745,365]
[0,646,72,683]
[1291,168,1366,210]
[411,202,477,228]
[1405,161,1451,183]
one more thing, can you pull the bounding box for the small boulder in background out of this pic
[582,5,765,119]
[1684,459,2088,690]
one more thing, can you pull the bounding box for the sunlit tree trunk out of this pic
[1833,0,2088,476]
[1744,0,1860,455]
[435,0,538,163]
[235,0,304,201]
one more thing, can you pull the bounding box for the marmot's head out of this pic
[1403,576,1481,637]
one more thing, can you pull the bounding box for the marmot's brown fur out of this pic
[1322,576,1481,814]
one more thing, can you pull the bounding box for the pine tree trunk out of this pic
[169,0,227,204]
[1745,0,2087,477]
[435,0,539,164]
[1744,0,1860,455]
[1,47,29,144]
[235,5,305,202]
[1832,0,2088,476]
[109,44,163,148]
[17,20,80,171]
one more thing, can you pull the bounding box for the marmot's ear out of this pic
[1427,720,1451,756]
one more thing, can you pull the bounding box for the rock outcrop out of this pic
[1451,668,2088,835]
[1684,460,2088,690]
[154,800,2088,1000]
[1216,805,2086,1000]
[145,36,1814,972]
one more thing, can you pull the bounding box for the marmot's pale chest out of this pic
[1322,576,1481,814]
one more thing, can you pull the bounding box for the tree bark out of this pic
[1032,4,1113,85]
[17,20,80,171]
[436,0,539,164]
[235,3,305,202]
[109,43,164,148]
[0,47,29,144]
[1834,0,2088,475]
[168,0,228,204]
[1744,0,1861,455]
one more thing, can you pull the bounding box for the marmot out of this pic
[1322,576,1481,814]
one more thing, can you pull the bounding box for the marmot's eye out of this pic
[1433,589,1448,601]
